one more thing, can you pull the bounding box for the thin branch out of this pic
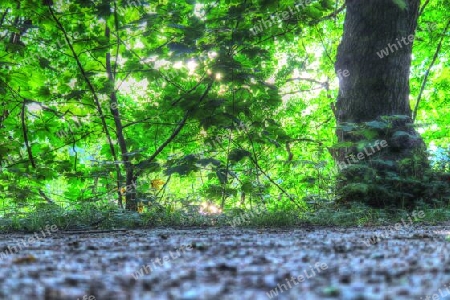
[48,5,123,205]
[315,24,334,65]
[235,121,305,209]
[123,119,193,129]
[247,140,304,210]
[0,8,9,27]
[286,77,328,86]
[249,3,346,50]
[413,20,450,121]
[419,0,431,17]
[21,100,36,169]
[48,6,118,161]
[280,87,322,95]
[38,189,55,204]
[135,81,213,177]
[113,1,120,77]
[316,3,345,24]
[170,75,207,107]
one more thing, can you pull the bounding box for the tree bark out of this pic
[335,0,420,123]
[105,23,136,210]
[334,0,429,207]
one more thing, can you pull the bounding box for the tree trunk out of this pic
[334,0,429,207]
[105,8,137,211]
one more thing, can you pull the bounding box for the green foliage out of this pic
[0,0,448,227]
[334,116,450,208]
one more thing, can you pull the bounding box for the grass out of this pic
[0,200,449,233]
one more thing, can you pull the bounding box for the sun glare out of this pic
[27,103,41,112]
[199,202,222,215]
[187,60,197,73]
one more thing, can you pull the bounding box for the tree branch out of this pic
[135,81,213,177]
[48,5,123,206]
[286,77,328,86]
[413,20,450,121]
[21,100,36,169]
[38,189,55,204]
[419,0,431,17]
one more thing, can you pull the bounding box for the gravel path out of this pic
[0,225,449,300]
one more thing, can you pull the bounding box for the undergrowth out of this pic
[0,201,449,233]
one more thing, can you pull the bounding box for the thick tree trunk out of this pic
[335,0,420,123]
[334,0,430,207]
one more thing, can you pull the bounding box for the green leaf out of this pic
[365,121,388,129]
[228,149,251,162]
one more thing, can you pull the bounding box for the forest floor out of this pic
[0,225,449,300]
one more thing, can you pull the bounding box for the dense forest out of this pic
[0,0,449,228]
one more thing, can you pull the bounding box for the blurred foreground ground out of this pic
[0,225,449,300]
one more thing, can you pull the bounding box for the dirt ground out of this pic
[0,225,449,300]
